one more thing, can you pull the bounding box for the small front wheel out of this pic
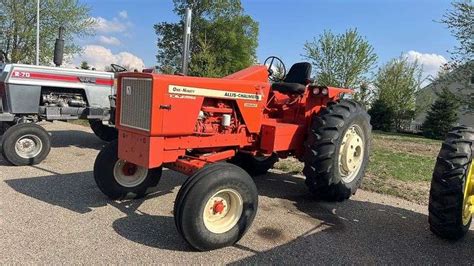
[1,123,51,166]
[93,140,162,200]
[174,163,258,251]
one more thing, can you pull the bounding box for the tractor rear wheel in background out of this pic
[174,163,258,251]
[1,123,51,166]
[0,122,13,135]
[429,126,473,240]
[89,119,118,142]
[303,100,371,201]
[229,152,278,176]
[93,140,162,200]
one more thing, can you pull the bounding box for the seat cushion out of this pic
[271,82,306,94]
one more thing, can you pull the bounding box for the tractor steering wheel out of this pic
[264,56,286,82]
[110,64,127,73]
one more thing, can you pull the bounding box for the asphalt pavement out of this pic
[0,122,472,264]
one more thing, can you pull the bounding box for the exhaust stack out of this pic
[53,26,65,67]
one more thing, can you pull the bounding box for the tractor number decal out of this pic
[168,85,262,101]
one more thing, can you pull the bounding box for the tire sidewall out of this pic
[1,123,51,166]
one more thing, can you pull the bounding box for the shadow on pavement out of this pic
[49,130,105,150]
[232,171,474,265]
[4,167,473,259]
[5,168,190,251]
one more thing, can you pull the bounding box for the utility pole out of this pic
[181,8,192,75]
[36,0,40,65]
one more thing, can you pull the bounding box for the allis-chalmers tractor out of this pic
[94,56,372,251]
[429,126,473,239]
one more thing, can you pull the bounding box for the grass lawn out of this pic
[274,130,442,204]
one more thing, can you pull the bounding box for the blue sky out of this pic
[76,0,456,79]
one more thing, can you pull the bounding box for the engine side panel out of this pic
[5,83,41,113]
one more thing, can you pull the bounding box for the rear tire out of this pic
[174,163,258,251]
[1,123,51,166]
[229,152,278,176]
[89,119,118,142]
[303,100,371,201]
[93,139,162,200]
[428,126,473,240]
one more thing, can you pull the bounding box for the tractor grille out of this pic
[120,77,152,131]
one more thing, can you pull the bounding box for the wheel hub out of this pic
[203,189,243,234]
[462,162,473,225]
[113,160,149,188]
[339,125,365,183]
[15,134,43,159]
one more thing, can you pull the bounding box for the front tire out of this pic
[89,119,118,142]
[93,140,162,200]
[174,163,258,251]
[429,126,473,240]
[303,100,371,201]
[1,123,51,166]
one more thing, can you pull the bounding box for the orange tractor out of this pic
[93,56,372,250]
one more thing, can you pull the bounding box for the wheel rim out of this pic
[203,189,243,234]
[15,134,43,159]
[462,162,473,226]
[338,125,365,183]
[113,160,149,188]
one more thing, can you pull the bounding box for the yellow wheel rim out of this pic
[338,125,365,183]
[462,161,474,226]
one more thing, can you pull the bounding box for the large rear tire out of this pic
[303,100,371,201]
[174,163,258,251]
[89,119,118,142]
[93,140,162,200]
[1,123,51,166]
[429,126,473,240]
[229,152,278,176]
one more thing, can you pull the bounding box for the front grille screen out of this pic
[120,77,152,131]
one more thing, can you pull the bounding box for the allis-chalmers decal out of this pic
[168,85,262,101]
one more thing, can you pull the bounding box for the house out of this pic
[414,61,474,128]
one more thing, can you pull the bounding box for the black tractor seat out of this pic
[271,62,312,94]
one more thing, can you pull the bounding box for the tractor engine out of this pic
[194,99,240,135]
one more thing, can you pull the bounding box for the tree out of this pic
[368,99,395,131]
[422,88,462,139]
[0,0,95,65]
[154,0,258,77]
[303,28,377,90]
[440,1,473,63]
[80,61,90,70]
[372,56,422,131]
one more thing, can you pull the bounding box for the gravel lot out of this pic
[0,121,472,264]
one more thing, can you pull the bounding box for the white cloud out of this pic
[118,10,128,19]
[98,35,121,46]
[403,50,447,80]
[92,16,128,33]
[69,45,145,71]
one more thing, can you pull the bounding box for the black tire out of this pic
[93,139,162,200]
[1,123,51,166]
[428,126,473,240]
[89,119,118,142]
[303,100,371,201]
[174,163,258,251]
[229,152,278,176]
[0,122,12,135]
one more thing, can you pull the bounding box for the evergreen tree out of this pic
[80,61,90,70]
[422,88,462,139]
[368,99,395,131]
